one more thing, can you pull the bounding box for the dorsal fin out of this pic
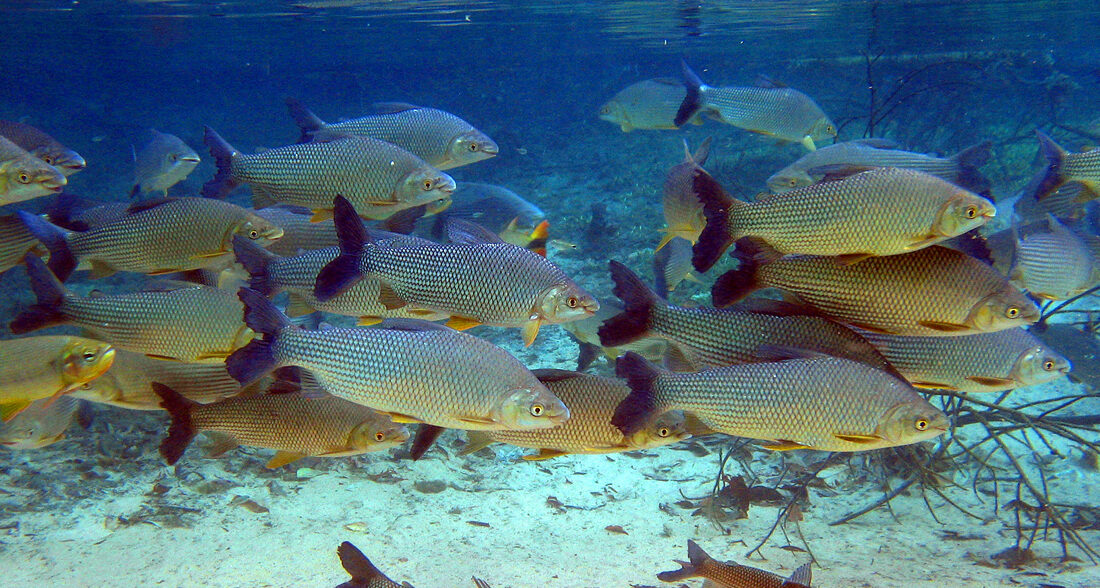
[127,197,178,214]
[532,368,585,383]
[372,102,421,114]
[445,218,504,245]
[754,74,788,88]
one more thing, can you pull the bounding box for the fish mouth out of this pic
[480,142,500,156]
[180,156,201,163]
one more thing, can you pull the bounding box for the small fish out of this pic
[461,370,690,460]
[675,61,835,151]
[653,236,698,296]
[715,242,1039,337]
[287,98,498,170]
[0,213,45,275]
[0,119,85,174]
[11,256,254,362]
[0,335,114,422]
[18,197,283,281]
[657,137,711,251]
[657,540,811,587]
[1009,215,1097,300]
[0,396,82,449]
[859,328,1071,393]
[692,166,997,272]
[201,126,455,221]
[131,129,201,196]
[1026,130,1100,202]
[315,197,597,346]
[613,351,948,452]
[153,383,410,469]
[430,183,548,253]
[767,138,992,196]
[227,288,570,431]
[0,135,67,205]
[561,299,668,372]
[598,78,701,132]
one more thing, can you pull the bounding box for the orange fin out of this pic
[966,376,1018,388]
[266,451,307,469]
[310,209,333,223]
[834,433,884,444]
[529,220,549,240]
[521,448,569,461]
[445,316,482,331]
[911,382,958,391]
[917,320,971,333]
[521,319,541,347]
[386,413,425,424]
[761,439,810,451]
[357,316,383,327]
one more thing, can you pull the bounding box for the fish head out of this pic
[629,409,691,449]
[877,397,949,446]
[0,422,46,449]
[1010,345,1071,387]
[536,282,600,324]
[966,288,1040,332]
[766,170,813,193]
[35,146,86,175]
[8,158,67,194]
[807,117,838,144]
[349,418,411,451]
[495,385,570,430]
[598,100,627,127]
[232,214,285,247]
[163,146,201,172]
[59,340,116,386]
[397,168,456,206]
[934,192,997,237]
[448,130,499,167]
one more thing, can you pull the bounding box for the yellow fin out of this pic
[522,448,569,461]
[761,439,810,451]
[836,253,872,266]
[800,135,817,151]
[0,400,33,422]
[834,433,884,444]
[407,308,441,318]
[310,209,333,223]
[454,414,496,426]
[386,413,425,424]
[459,431,496,456]
[911,382,958,391]
[357,316,383,326]
[917,320,971,333]
[266,451,307,469]
[521,319,541,347]
[89,260,117,279]
[446,316,482,331]
[193,351,231,361]
[655,233,675,252]
[529,220,550,241]
[144,353,184,361]
[966,376,1018,388]
[285,294,315,318]
[904,235,943,251]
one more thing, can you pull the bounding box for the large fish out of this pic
[11,256,254,362]
[1009,215,1097,300]
[714,242,1039,337]
[599,261,893,373]
[613,351,949,452]
[657,137,711,251]
[462,370,689,460]
[692,166,997,272]
[286,98,498,170]
[0,213,44,274]
[18,197,283,281]
[0,119,85,175]
[658,540,811,587]
[767,138,992,195]
[0,396,83,450]
[131,129,201,196]
[0,135,67,205]
[675,62,836,151]
[1026,130,1100,202]
[153,383,409,469]
[429,183,548,254]
[201,127,455,221]
[598,78,701,132]
[859,328,1070,393]
[316,196,597,346]
[227,289,570,431]
[0,335,114,422]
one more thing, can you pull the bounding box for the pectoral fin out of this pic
[356,316,383,326]
[445,316,482,331]
[266,451,307,469]
[191,250,228,260]
[911,381,958,391]
[204,432,240,458]
[453,414,497,426]
[144,353,185,361]
[966,376,1018,388]
[521,319,542,347]
[0,400,33,422]
[761,439,810,451]
[800,135,817,151]
[385,412,426,424]
[459,431,496,456]
[834,433,884,444]
[904,234,943,251]
[917,320,971,333]
[522,448,569,461]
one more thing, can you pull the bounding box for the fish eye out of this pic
[826,124,835,134]
[169,153,178,162]
[1043,360,1055,371]
[599,105,611,115]
[249,229,259,239]
[374,432,385,442]
[467,142,479,152]
[915,419,929,431]
[43,156,54,165]
[788,178,798,186]
[658,427,670,438]
[530,404,544,417]
[1005,307,1020,319]
[422,179,433,191]
[964,206,978,219]
[17,171,30,184]
[566,297,578,308]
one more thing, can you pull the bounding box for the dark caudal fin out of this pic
[337,541,393,587]
[691,168,741,273]
[284,97,326,143]
[152,383,199,465]
[17,210,76,282]
[1024,130,1068,202]
[711,238,764,307]
[225,288,292,387]
[951,140,993,197]
[9,255,70,334]
[656,540,713,581]
[598,261,661,347]
[407,424,445,461]
[314,196,367,302]
[232,235,279,296]
[611,352,664,437]
[674,60,706,127]
[200,126,241,200]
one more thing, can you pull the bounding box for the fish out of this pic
[43,193,131,231]
[18,197,284,281]
[691,166,997,272]
[0,213,45,274]
[766,138,992,196]
[233,234,448,322]
[0,335,115,422]
[153,383,410,469]
[598,78,702,132]
[429,183,548,253]
[72,349,268,410]
[613,350,949,452]
[0,135,67,205]
[131,129,201,196]
[657,540,811,587]
[600,261,894,373]
[286,98,498,170]
[561,299,668,372]
[201,126,455,221]
[335,541,413,588]
[461,369,690,460]
[315,196,598,346]
[1009,215,1097,300]
[0,396,82,449]
[11,256,254,362]
[653,236,698,296]
[858,328,1071,393]
[253,204,425,257]
[675,61,836,151]
[1026,130,1100,202]
[714,242,1040,337]
[0,119,86,175]
[227,288,570,431]
[657,137,711,251]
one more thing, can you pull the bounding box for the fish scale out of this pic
[1011,219,1096,300]
[0,336,115,407]
[703,85,830,142]
[0,213,41,273]
[254,207,338,255]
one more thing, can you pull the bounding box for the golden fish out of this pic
[0,119,85,175]
[0,335,114,422]
[657,137,711,251]
[598,78,701,132]
[0,396,82,449]
[0,135,66,205]
[0,213,44,275]
[658,540,811,587]
[1027,130,1100,202]
[1009,215,1097,300]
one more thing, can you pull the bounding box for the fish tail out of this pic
[711,238,765,307]
[151,383,198,465]
[611,351,666,437]
[226,288,292,387]
[314,196,367,302]
[200,126,241,199]
[284,97,326,143]
[43,193,93,231]
[337,541,390,585]
[232,235,279,296]
[692,169,743,273]
[16,210,77,282]
[598,261,661,347]
[9,255,70,334]
[1026,130,1068,202]
[951,140,993,198]
[656,540,716,581]
[674,60,707,127]
[688,135,713,166]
